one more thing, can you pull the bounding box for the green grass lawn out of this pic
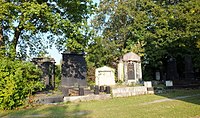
[1,89,200,118]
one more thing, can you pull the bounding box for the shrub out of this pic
[0,57,44,110]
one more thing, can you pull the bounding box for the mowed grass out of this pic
[1,89,200,118]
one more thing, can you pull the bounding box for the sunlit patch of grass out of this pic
[1,89,200,118]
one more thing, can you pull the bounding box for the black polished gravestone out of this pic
[184,55,194,80]
[32,57,55,89]
[61,52,87,87]
[166,57,179,80]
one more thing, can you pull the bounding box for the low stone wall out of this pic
[35,86,154,103]
[64,94,111,102]
[112,86,149,97]
[34,95,64,104]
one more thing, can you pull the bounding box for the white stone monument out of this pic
[117,52,142,84]
[95,66,116,86]
[166,80,173,87]
[144,81,152,87]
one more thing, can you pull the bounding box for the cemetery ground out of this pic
[1,89,200,118]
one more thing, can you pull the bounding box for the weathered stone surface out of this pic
[32,57,55,89]
[61,52,87,87]
[95,66,115,86]
[112,86,148,97]
[118,52,142,84]
[63,94,111,102]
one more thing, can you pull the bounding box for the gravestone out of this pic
[94,85,99,94]
[155,71,160,81]
[117,52,142,84]
[166,80,173,87]
[61,52,87,87]
[100,86,104,92]
[32,57,55,89]
[144,81,152,87]
[184,55,194,80]
[166,57,178,80]
[105,86,111,94]
[95,66,115,86]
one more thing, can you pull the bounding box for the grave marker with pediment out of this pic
[118,52,142,84]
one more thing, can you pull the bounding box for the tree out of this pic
[0,0,95,58]
[91,0,200,79]
[0,56,44,109]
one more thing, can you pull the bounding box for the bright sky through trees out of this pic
[48,0,100,64]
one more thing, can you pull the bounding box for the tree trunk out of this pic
[12,27,22,55]
[0,26,3,47]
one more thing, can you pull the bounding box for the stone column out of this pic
[123,61,128,83]
[51,63,55,88]
[117,59,124,81]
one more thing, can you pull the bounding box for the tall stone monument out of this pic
[117,52,142,84]
[32,57,55,89]
[61,52,87,87]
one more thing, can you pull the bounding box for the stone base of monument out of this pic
[60,86,94,97]
[32,85,156,104]
[32,91,64,104]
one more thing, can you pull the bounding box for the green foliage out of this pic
[0,0,95,58]
[0,57,44,110]
[55,65,61,90]
[89,0,200,80]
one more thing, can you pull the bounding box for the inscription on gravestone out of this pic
[127,62,135,80]
[61,52,87,87]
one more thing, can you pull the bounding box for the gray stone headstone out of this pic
[167,57,179,80]
[105,86,111,94]
[184,55,194,80]
[94,85,99,94]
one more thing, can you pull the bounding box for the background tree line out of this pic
[87,0,200,81]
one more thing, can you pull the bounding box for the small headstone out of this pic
[155,71,160,81]
[100,86,104,92]
[105,86,111,94]
[144,81,152,87]
[166,81,173,87]
[79,88,84,96]
[94,85,99,94]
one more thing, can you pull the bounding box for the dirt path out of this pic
[142,94,200,105]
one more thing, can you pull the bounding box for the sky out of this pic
[47,0,100,64]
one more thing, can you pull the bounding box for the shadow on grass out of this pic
[3,103,91,118]
[154,88,200,105]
